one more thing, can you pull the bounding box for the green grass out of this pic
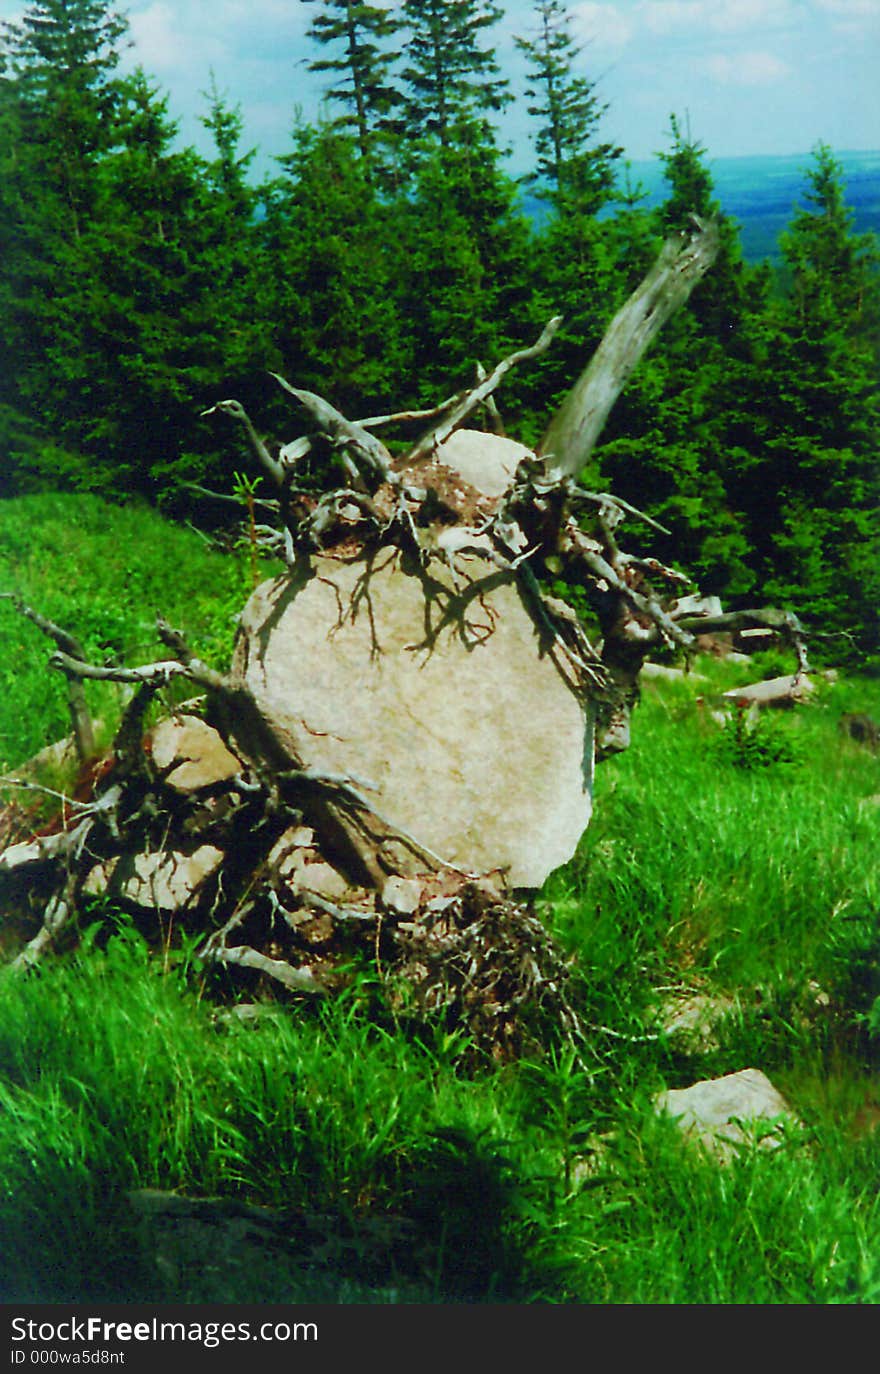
[0,931,552,1302]
[1,494,879,1303]
[546,665,880,1008]
[1,929,879,1303]
[0,492,273,769]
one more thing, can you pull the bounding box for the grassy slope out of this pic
[0,492,268,769]
[1,495,878,1303]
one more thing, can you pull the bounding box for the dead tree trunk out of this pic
[539,218,720,479]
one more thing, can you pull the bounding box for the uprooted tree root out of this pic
[0,599,593,1062]
[0,218,811,1064]
[0,722,595,1064]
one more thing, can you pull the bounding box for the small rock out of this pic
[382,875,423,914]
[838,712,879,752]
[656,1068,799,1161]
[670,594,723,618]
[7,733,82,783]
[150,715,241,792]
[656,992,736,1052]
[292,860,352,902]
[805,979,831,1009]
[86,845,224,912]
[640,662,707,682]
[266,826,316,879]
[214,1003,280,1028]
[0,837,56,871]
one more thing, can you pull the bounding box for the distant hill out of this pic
[521,150,880,263]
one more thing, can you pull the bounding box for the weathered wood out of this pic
[270,372,396,484]
[722,675,814,708]
[204,942,323,995]
[200,399,285,485]
[539,219,720,480]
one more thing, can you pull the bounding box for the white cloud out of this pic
[128,3,226,75]
[816,0,880,14]
[126,0,309,76]
[570,2,637,51]
[566,0,802,51]
[699,50,792,83]
[641,0,704,32]
[815,0,880,35]
[642,0,798,34]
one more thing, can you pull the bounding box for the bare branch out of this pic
[269,373,396,484]
[203,942,324,995]
[405,317,564,465]
[50,651,190,688]
[475,361,506,436]
[675,605,811,674]
[0,592,86,659]
[672,606,807,637]
[10,888,75,972]
[184,481,281,514]
[357,394,462,429]
[201,400,285,485]
[297,892,377,924]
[570,488,672,536]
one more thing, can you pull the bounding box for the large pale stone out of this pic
[232,550,594,888]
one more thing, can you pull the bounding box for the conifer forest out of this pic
[1,0,877,658]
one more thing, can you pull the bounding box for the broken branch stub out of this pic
[539,219,720,480]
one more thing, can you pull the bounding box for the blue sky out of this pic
[1,0,878,174]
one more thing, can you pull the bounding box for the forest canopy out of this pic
[0,0,877,656]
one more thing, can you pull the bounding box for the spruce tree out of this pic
[514,0,621,214]
[392,124,534,398]
[200,74,257,216]
[593,121,769,596]
[0,0,132,491]
[0,4,272,501]
[780,141,880,343]
[302,0,401,171]
[1,0,128,239]
[260,124,406,417]
[399,0,511,149]
[751,146,880,648]
[90,71,273,499]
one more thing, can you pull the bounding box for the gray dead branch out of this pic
[538,217,720,479]
[722,675,815,709]
[405,316,563,465]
